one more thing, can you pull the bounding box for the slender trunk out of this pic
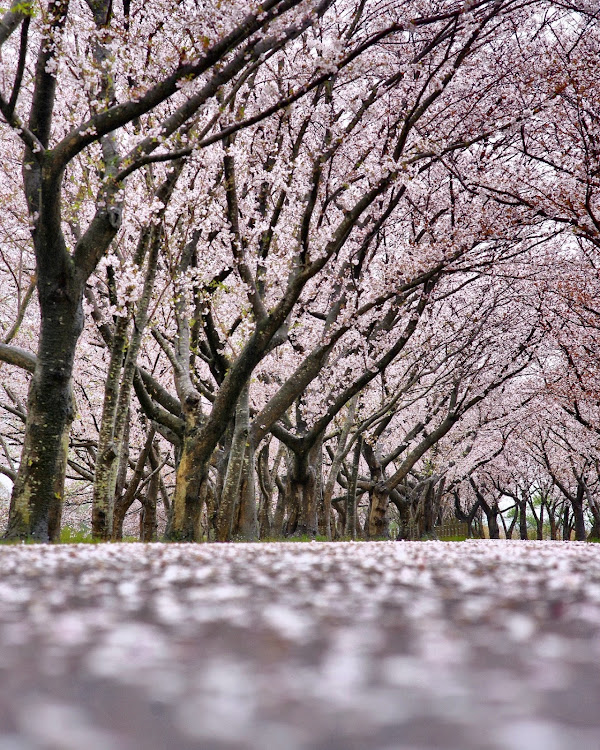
[92,227,161,539]
[92,315,129,539]
[537,503,544,540]
[562,504,571,541]
[112,426,155,540]
[257,444,273,539]
[331,496,345,537]
[273,474,287,538]
[345,436,362,539]
[287,458,301,536]
[112,501,128,541]
[140,445,159,542]
[237,440,258,541]
[322,399,357,540]
[571,491,586,542]
[216,384,249,542]
[519,498,528,540]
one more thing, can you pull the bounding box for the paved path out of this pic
[0,540,598,750]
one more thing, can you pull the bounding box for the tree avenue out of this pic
[0,0,598,542]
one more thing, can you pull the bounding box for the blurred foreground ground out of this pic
[0,540,598,750]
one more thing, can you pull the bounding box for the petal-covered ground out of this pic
[0,540,599,750]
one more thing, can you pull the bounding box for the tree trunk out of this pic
[562,504,571,541]
[487,508,500,539]
[518,498,528,540]
[535,501,544,540]
[256,444,273,539]
[571,492,586,542]
[139,445,159,542]
[273,474,287,538]
[92,315,129,539]
[169,435,209,542]
[216,385,249,542]
[5,290,82,541]
[236,440,258,541]
[368,483,390,539]
[112,500,129,541]
[322,397,357,539]
[112,425,154,541]
[290,440,322,538]
[92,223,162,539]
[587,500,600,540]
[345,436,362,539]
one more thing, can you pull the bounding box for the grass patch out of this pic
[59,525,99,544]
[59,526,139,544]
[258,534,330,543]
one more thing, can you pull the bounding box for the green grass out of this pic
[58,526,139,544]
[59,526,99,544]
[259,534,330,543]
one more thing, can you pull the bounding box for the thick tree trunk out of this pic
[5,291,83,541]
[170,437,209,542]
[290,441,321,538]
[518,498,528,540]
[571,496,586,542]
[487,508,500,539]
[368,483,390,539]
[562,505,571,541]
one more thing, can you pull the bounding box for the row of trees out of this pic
[0,0,599,541]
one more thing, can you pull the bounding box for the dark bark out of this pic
[289,443,321,538]
[368,483,390,539]
[345,435,362,539]
[5,283,82,540]
[273,474,287,538]
[571,483,587,542]
[236,441,258,540]
[518,497,528,540]
[216,385,249,542]
[139,445,159,542]
[257,444,273,539]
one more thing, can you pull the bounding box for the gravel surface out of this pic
[0,540,599,750]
